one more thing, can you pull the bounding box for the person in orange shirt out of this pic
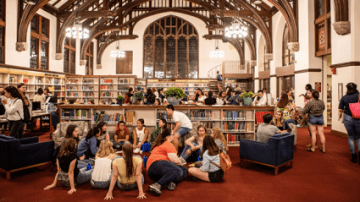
[147,129,187,196]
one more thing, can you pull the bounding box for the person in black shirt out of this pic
[204,91,216,105]
[44,138,93,194]
[339,82,360,163]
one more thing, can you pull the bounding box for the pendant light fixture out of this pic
[65,13,89,39]
[110,32,125,58]
[210,30,225,58]
[224,21,248,39]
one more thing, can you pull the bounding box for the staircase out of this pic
[207,64,222,95]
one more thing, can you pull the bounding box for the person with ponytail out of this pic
[91,140,117,189]
[2,86,25,138]
[44,138,93,194]
[188,136,224,183]
[147,129,187,196]
[104,143,145,199]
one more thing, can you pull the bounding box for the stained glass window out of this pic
[143,15,199,78]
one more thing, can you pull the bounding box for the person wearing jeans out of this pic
[179,125,207,165]
[147,129,187,196]
[339,82,360,163]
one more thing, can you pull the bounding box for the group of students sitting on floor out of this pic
[44,115,229,198]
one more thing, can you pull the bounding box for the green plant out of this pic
[134,92,144,100]
[239,91,257,98]
[116,95,125,101]
[165,87,186,99]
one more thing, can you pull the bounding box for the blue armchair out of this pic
[240,133,294,175]
[0,135,54,180]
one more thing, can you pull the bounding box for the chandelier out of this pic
[65,18,89,39]
[210,31,224,58]
[110,34,125,58]
[224,21,248,39]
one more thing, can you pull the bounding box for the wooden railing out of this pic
[222,60,251,74]
[207,64,222,78]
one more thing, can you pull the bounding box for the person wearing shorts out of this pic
[165,104,192,151]
[302,90,326,153]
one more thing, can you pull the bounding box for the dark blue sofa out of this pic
[240,133,294,175]
[0,135,54,180]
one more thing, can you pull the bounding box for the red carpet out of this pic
[1,127,360,202]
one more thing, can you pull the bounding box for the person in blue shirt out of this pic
[77,126,101,159]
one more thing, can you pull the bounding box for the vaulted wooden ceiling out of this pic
[17,0,299,66]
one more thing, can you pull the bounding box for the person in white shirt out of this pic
[166,104,193,151]
[34,88,46,108]
[254,90,267,106]
[132,119,149,153]
[2,86,24,138]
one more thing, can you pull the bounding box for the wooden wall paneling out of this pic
[116,51,133,74]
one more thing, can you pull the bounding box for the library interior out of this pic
[0,0,359,201]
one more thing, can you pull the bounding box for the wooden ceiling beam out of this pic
[42,3,60,16]
[58,10,116,18]
[59,0,77,12]
[211,9,271,18]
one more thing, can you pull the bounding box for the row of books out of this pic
[83,79,95,84]
[119,79,132,84]
[62,109,88,119]
[66,79,79,84]
[190,110,213,120]
[54,80,64,85]
[226,133,245,144]
[92,113,125,124]
[67,86,79,90]
[67,92,79,97]
[101,92,116,97]
[100,85,113,90]
[223,122,250,132]
[222,111,247,120]
[54,92,65,97]
[83,85,96,90]
[84,92,95,97]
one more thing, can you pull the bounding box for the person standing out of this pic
[165,104,192,151]
[17,83,31,138]
[303,90,326,153]
[2,86,25,138]
[339,82,360,163]
[34,88,46,108]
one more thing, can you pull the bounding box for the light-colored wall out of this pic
[96,12,240,78]
[5,0,64,72]
[331,0,360,133]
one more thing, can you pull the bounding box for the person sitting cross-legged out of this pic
[188,136,224,183]
[112,121,130,150]
[257,113,287,143]
[179,125,207,165]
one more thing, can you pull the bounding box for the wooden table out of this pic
[31,112,52,132]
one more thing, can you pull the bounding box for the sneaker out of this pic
[179,157,187,165]
[134,148,140,153]
[165,182,176,191]
[149,183,162,195]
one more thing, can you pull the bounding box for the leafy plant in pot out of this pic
[239,91,257,106]
[116,95,125,105]
[165,87,186,105]
[134,92,144,101]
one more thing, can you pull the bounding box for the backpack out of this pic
[15,98,30,122]
[211,152,232,172]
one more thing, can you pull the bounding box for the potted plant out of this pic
[116,95,125,106]
[239,91,257,106]
[165,87,186,105]
[134,92,144,101]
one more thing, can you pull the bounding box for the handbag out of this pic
[210,152,232,173]
[349,98,360,119]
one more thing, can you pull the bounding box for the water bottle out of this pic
[143,155,147,168]
[198,156,202,161]
[147,142,151,152]
[142,143,145,152]
[87,163,91,170]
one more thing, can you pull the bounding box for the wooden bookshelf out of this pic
[0,68,66,101]
[147,78,216,96]
[59,105,274,146]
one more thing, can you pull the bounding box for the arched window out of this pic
[143,15,199,78]
[282,25,295,66]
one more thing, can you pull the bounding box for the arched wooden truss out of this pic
[17,0,300,70]
[333,0,350,35]
[16,0,51,51]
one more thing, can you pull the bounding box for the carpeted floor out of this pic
[0,127,360,202]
